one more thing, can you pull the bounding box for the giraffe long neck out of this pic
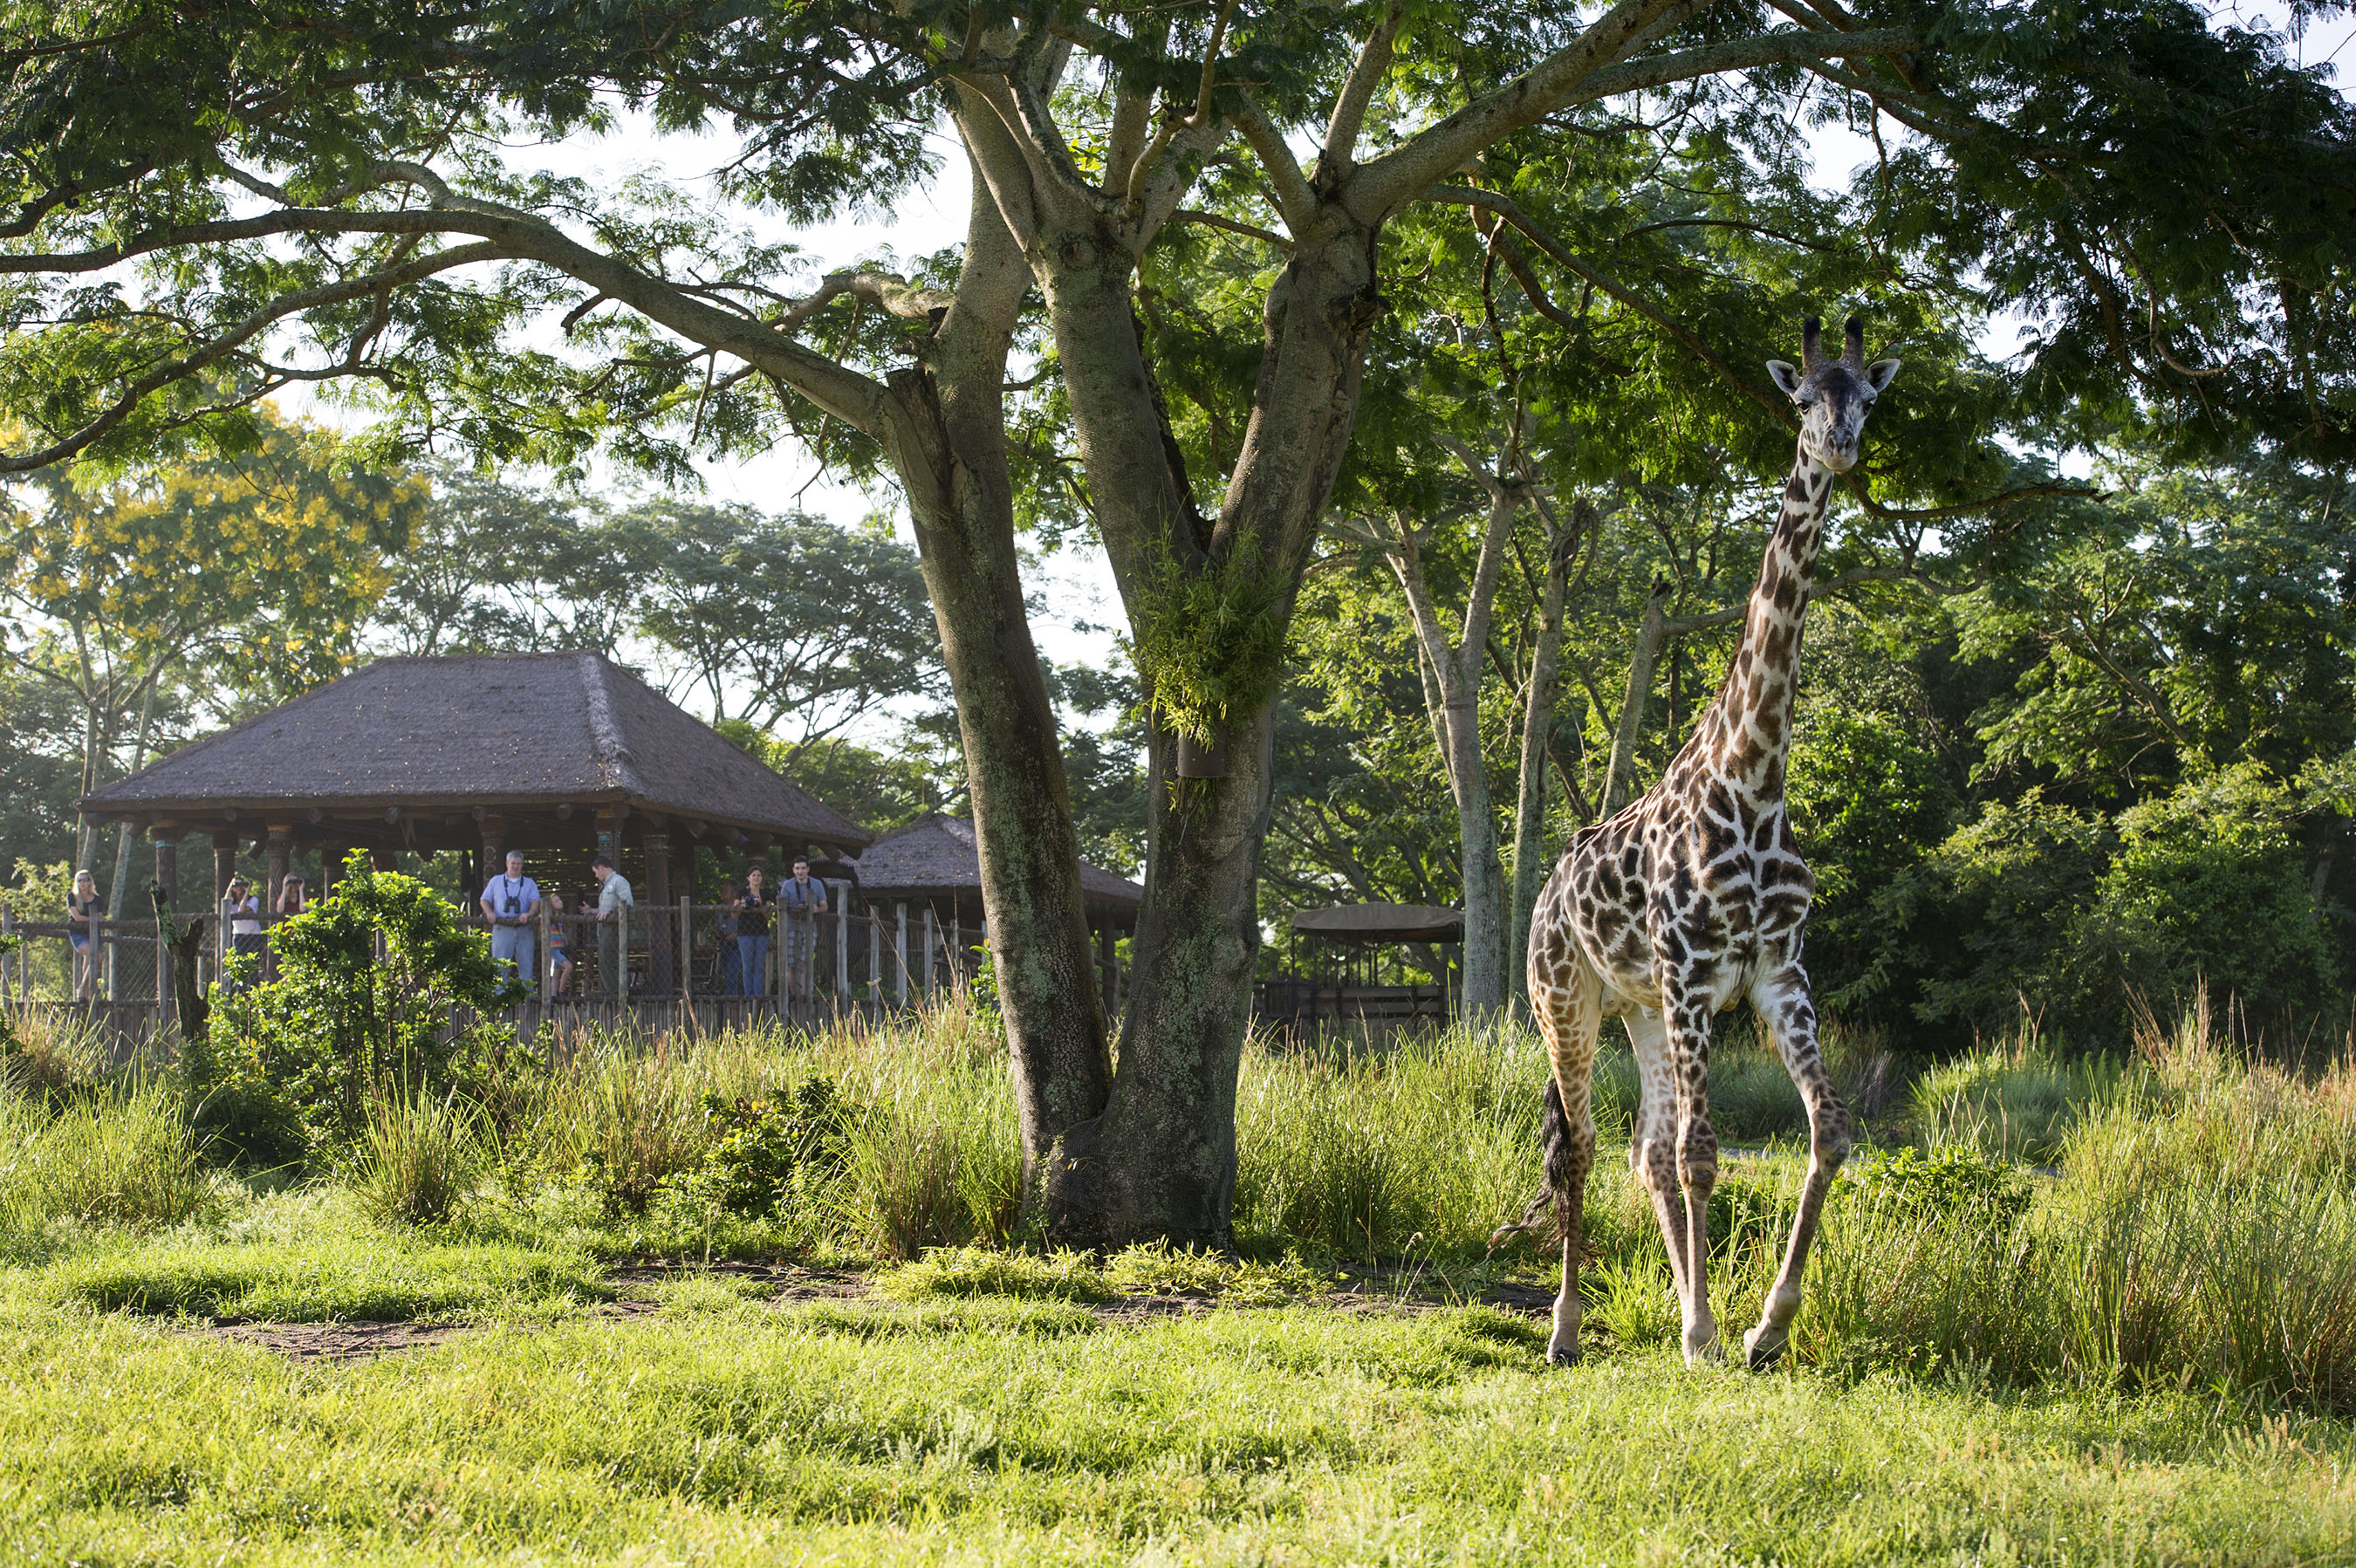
[1706,448,1832,801]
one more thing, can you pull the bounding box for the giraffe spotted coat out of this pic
[1515,316,1900,1370]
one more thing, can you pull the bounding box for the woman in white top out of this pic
[224,877,265,990]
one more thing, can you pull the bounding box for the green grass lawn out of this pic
[3,1262,2353,1567]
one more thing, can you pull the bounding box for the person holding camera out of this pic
[478,850,542,993]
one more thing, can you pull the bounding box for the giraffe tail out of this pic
[1486,1078,1579,1252]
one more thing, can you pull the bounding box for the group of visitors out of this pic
[713,858,828,998]
[53,846,823,1007]
[476,850,634,998]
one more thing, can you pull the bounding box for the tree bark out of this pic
[1599,578,1673,820]
[1031,213,1387,1245]
[1507,503,1581,1010]
[883,145,1112,1194]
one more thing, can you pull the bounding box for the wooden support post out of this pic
[153,830,179,914]
[642,829,671,995]
[949,911,962,990]
[922,905,937,998]
[867,903,881,1006]
[680,895,693,1003]
[894,901,908,1007]
[834,881,850,999]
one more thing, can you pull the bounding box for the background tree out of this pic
[5,0,2352,1241]
[0,408,414,902]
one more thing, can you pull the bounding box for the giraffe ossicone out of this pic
[1500,314,1900,1370]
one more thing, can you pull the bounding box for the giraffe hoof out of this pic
[1544,1335,1581,1368]
[1743,1324,1788,1371]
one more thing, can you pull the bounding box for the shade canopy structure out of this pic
[78,652,868,912]
[851,814,1143,932]
[1289,903,1464,945]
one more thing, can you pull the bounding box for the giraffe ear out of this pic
[1864,358,1901,393]
[1766,360,1805,399]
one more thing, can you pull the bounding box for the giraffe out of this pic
[1500,315,1900,1369]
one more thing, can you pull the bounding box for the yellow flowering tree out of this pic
[0,406,417,901]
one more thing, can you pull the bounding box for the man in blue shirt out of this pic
[478,850,541,994]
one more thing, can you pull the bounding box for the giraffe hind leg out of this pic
[1510,952,1599,1366]
[1625,1006,1698,1318]
[1742,965,1853,1371]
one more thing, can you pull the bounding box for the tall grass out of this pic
[1791,1003,2356,1413]
[0,1077,216,1243]
[349,1092,495,1227]
[0,1003,108,1099]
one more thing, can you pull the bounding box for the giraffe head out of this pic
[1764,316,1900,474]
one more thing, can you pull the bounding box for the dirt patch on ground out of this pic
[209,1319,476,1363]
[194,1257,1551,1361]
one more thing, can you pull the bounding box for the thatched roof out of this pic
[853,814,1142,909]
[79,652,868,849]
[1291,903,1463,943]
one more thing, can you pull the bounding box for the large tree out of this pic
[5,0,2352,1241]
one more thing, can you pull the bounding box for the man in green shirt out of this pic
[586,854,634,999]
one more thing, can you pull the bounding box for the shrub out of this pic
[216,850,523,1148]
[683,1078,855,1220]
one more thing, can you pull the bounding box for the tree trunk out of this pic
[884,150,1112,1191]
[1508,510,1578,1010]
[1387,479,1520,1022]
[1599,579,1673,820]
[1034,218,1387,1245]
[106,673,162,918]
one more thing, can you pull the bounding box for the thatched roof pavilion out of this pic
[79,651,868,911]
[851,814,1141,929]
[849,814,1142,1009]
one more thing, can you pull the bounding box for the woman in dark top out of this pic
[734,867,773,997]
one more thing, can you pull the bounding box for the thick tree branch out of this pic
[1567,25,1919,105]
[1230,91,1318,234]
[1321,1,1405,175]
[1346,0,1694,219]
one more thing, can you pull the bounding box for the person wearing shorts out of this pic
[547,911,574,995]
[67,869,99,1001]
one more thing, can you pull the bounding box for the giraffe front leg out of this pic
[1743,965,1853,1371]
[1661,986,1722,1366]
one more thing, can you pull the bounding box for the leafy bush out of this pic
[682,1078,854,1219]
[212,850,521,1149]
[1849,767,2345,1047]
[1841,1146,2031,1224]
